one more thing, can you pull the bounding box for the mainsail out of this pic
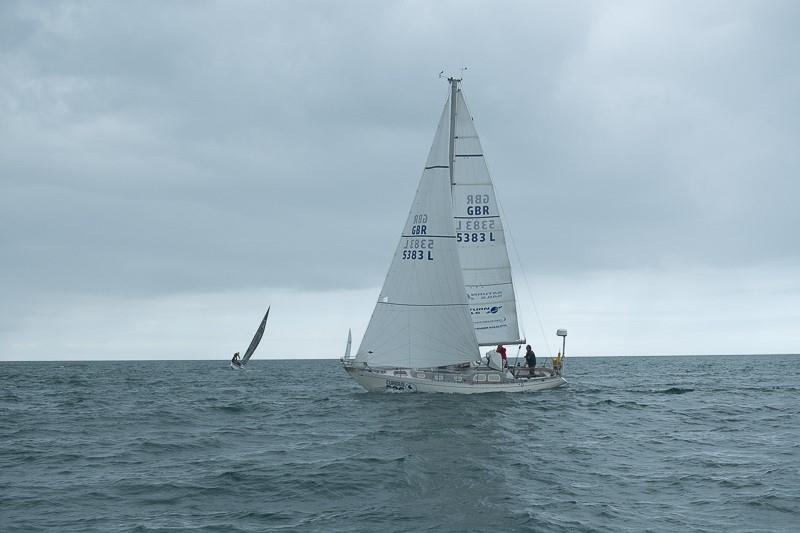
[241,307,270,365]
[450,86,523,345]
[356,99,481,369]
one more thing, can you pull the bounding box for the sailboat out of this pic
[342,78,568,393]
[230,307,270,369]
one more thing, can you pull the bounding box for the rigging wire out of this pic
[493,176,554,358]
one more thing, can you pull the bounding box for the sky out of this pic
[1,1,798,360]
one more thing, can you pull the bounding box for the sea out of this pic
[1,355,798,532]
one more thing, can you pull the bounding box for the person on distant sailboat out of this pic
[231,352,241,367]
[496,345,508,368]
[525,345,536,370]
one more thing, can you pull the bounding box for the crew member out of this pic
[525,345,536,369]
[496,344,507,368]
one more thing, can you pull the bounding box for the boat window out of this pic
[488,374,501,382]
[416,372,426,379]
[474,374,487,382]
[454,376,463,383]
[393,370,407,376]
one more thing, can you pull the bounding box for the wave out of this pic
[3,357,799,533]
[655,387,694,394]
[211,404,247,413]
[591,398,648,409]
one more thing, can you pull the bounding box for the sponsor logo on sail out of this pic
[471,305,503,316]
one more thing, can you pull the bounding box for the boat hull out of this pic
[343,363,567,394]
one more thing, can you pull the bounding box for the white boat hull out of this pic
[343,363,566,394]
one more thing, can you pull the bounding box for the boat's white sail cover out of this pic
[451,89,522,345]
[356,100,481,368]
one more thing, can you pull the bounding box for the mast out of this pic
[447,77,460,188]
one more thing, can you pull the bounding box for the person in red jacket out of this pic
[496,345,507,367]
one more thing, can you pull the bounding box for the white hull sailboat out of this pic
[230,307,270,370]
[345,365,565,394]
[342,78,567,393]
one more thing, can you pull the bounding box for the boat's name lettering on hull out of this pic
[386,379,416,392]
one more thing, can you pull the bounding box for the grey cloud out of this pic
[1,1,798,359]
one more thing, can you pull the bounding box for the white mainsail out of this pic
[451,88,523,346]
[356,99,481,369]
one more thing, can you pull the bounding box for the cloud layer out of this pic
[1,1,798,359]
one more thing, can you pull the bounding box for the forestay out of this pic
[450,88,523,346]
[356,101,481,369]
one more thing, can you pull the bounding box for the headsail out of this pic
[450,86,523,345]
[356,96,481,369]
[241,307,270,365]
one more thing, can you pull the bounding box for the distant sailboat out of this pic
[231,307,270,369]
[342,78,568,393]
[344,329,352,360]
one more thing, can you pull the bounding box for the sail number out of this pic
[459,196,495,243]
[402,238,434,261]
[457,232,495,243]
[456,219,496,231]
[402,250,432,260]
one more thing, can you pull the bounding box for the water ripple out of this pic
[1,356,799,532]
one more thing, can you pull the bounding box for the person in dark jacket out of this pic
[524,345,536,369]
[231,352,241,366]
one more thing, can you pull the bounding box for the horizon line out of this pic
[2,353,799,363]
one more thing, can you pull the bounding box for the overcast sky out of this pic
[1,1,798,360]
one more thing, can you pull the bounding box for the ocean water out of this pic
[1,356,798,532]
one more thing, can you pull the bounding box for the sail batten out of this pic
[375,302,470,308]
